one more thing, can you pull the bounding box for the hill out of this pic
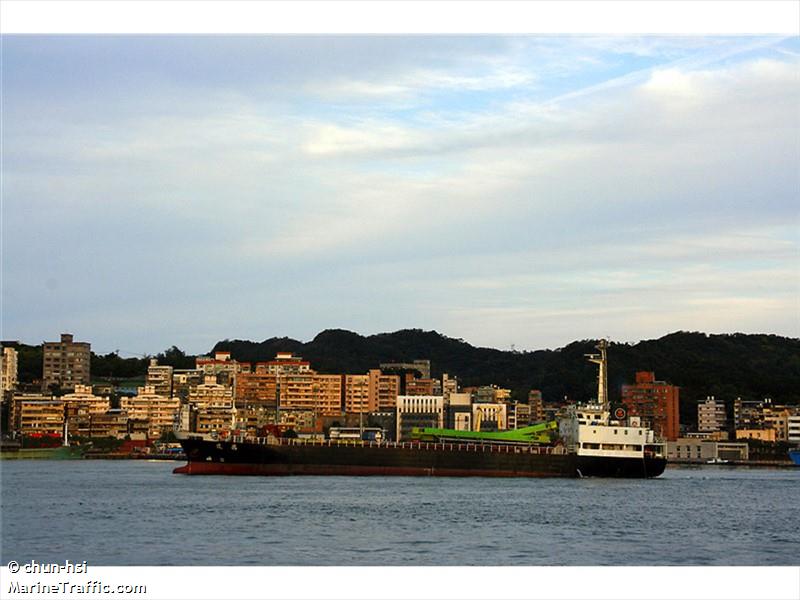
[214,330,800,426]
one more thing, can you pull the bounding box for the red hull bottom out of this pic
[173,461,563,477]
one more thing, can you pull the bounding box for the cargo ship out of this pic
[789,449,800,466]
[174,340,667,478]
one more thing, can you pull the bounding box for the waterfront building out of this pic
[733,397,766,429]
[1,346,18,392]
[344,374,371,413]
[146,359,174,398]
[473,403,507,431]
[61,384,110,418]
[666,438,749,462]
[697,396,728,433]
[121,385,181,439]
[71,409,130,439]
[369,369,400,411]
[195,406,235,435]
[788,414,800,444]
[13,394,64,436]
[735,428,777,443]
[396,395,444,441]
[528,389,544,422]
[762,406,791,442]
[42,333,91,392]
[621,371,680,441]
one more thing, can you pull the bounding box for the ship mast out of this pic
[585,339,609,409]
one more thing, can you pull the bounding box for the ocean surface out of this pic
[1,460,797,566]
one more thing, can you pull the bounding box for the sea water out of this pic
[1,460,797,566]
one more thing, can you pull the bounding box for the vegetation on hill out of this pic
[215,330,800,427]
[10,330,798,430]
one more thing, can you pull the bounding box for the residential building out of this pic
[121,385,181,439]
[1,346,18,392]
[621,371,680,441]
[528,389,543,422]
[278,371,315,411]
[344,374,371,413]
[396,395,444,441]
[146,359,174,398]
[405,374,439,396]
[188,375,234,409]
[442,373,458,400]
[42,333,91,392]
[196,407,235,435]
[196,351,243,386]
[61,384,110,418]
[763,407,791,442]
[235,372,279,409]
[256,352,312,376]
[313,374,343,416]
[697,396,728,433]
[13,394,64,436]
[171,369,203,402]
[368,369,400,411]
[71,409,130,439]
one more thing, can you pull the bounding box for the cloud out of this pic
[3,36,798,352]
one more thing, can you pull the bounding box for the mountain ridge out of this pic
[213,329,800,426]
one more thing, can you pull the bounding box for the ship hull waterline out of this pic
[174,438,667,479]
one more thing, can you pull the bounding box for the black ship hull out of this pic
[174,438,666,478]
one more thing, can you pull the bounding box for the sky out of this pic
[2,34,799,355]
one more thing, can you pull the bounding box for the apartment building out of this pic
[369,369,400,411]
[344,374,371,413]
[697,396,728,433]
[121,385,180,438]
[1,346,18,392]
[621,371,680,441]
[146,359,174,398]
[61,384,110,418]
[13,394,64,436]
[42,333,91,392]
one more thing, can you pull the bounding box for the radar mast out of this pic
[585,339,609,409]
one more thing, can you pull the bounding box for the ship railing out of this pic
[261,436,568,455]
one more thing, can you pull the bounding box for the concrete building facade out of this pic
[1,346,18,392]
[42,333,91,392]
[621,371,680,441]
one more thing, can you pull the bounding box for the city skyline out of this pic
[3,35,799,355]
